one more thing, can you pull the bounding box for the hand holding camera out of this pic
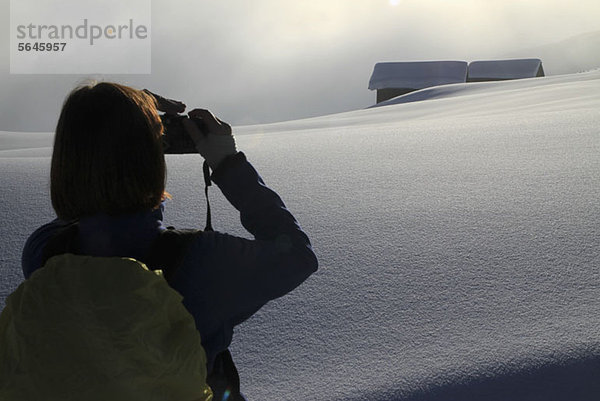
[182,109,237,170]
[144,89,237,169]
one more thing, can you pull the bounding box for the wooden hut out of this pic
[368,61,468,103]
[467,59,544,82]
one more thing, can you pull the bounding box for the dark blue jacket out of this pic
[22,152,318,369]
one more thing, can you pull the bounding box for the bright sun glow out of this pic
[389,0,401,6]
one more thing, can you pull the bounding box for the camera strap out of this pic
[203,160,214,232]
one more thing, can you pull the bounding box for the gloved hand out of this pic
[181,109,237,170]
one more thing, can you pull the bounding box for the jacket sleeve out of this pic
[173,152,318,328]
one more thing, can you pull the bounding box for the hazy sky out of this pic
[1,0,599,131]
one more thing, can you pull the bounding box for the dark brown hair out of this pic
[51,81,165,220]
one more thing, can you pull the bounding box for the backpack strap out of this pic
[143,228,200,283]
[41,223,199,285]
[41,221,80,266]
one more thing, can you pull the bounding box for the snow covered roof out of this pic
[468,58,544,80]
[368,61,468,90]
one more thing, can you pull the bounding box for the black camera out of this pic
[160,114,205,154]
[142,89,204,154]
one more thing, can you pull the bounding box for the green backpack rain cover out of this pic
[0,253,213,401]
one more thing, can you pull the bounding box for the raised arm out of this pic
[174,110,318,329]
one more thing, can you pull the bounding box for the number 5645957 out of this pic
[18,42,66,51]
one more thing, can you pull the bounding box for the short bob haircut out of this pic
[51,82,165,220]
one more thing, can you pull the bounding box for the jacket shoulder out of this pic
[22,219,72,279]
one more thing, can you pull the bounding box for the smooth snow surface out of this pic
[2,70,600,400]
[468,59,544,80]
[368,61,468,91]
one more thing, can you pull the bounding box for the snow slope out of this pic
[1,70,600,400]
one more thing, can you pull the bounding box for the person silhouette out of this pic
[21,81,318,400]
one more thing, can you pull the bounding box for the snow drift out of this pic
[1,70,600,400]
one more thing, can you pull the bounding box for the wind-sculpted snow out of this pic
[1,70,599,400]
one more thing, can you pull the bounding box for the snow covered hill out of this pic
[1,70,599,400]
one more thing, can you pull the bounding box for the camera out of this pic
[160,114,205,154]
[142,89,204,154]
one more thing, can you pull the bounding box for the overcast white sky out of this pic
[1,0,599,131]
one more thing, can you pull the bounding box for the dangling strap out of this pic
[207,349,243,401]
[203,160,214,232]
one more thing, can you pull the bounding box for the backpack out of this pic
[0,222,246,401]
[0,224,212,401]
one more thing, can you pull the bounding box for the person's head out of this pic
[51,81,165,220]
